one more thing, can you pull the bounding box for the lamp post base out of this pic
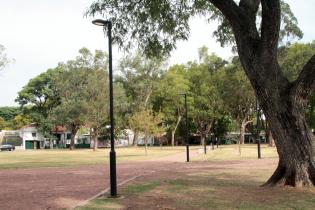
[186,144,190,162]
[110,150,117,197]
[257,139,261,159]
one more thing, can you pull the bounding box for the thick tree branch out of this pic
[208,0,243,30]
[244,120,253,126]
[261,0,281,53]
[239,0,260,19]
[291,55,315,102]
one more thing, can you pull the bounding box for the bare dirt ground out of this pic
[0,149,277,210]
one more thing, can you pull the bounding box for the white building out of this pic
[19,123,45,149]
[18,124,91,150]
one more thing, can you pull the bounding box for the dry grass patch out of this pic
[0,147,185,169]
[80,158,315,210]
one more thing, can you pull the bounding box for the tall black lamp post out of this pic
[92,19,117,197]
[180,93,189,162]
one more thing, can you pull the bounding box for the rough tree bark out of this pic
[197,121,212,146]
[92,128,99,151]
[171,114,182,146]
[210,0,315,187]
[70,125,79,150]
[266,123,275,147]
[132,131,139,147]
[239,119,252,144]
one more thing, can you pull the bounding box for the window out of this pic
[32,133,36,137]
[67,133,71,140]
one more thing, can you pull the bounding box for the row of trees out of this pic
[1,41,314,153]
[86,0,315,187]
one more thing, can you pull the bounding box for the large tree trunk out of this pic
[171,130,175,147]
[263,102,315,187]
[239,122,245,145]
[242,56,315,187]
[92,128,99,151]
[132,131,139,147]
[209,0,315,187]
[144,136,148,156]
[267,130,275,147]
[70,125,79,150]
[200,134,205,146]
[239,119,251,144]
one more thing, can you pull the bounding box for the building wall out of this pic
[20,126,45,149]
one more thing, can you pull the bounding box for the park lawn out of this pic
[78,145,315,210]
[0,146,184,169]
[193,144,279,161]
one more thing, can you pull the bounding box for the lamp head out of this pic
[92,19,110,26]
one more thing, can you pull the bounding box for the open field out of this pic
[193,144,278,161]
[78,145,315,210]
[2,145,315,210]
[0,146,185,169]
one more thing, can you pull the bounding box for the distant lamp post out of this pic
[92,19,117,197]
[180,93,189,162]
[204,124,207,154]
[256,99,261,159]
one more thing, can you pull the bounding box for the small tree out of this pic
[129,110,164,155]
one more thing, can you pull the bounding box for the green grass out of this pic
[125,181,161,194]
[0,146,184,169]
[193,144,278,161]
[78,145,315,210]
[77,198,124,210]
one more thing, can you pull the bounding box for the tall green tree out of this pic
[53,48,109,150]
[219,59,256,145]
[0,117,7,130]
[73,48,110,151]
[16,67,62,138]
[188,48,226,146]
[153,65,190,146]
[52,66,89,150]
[11,114,33,130]
[117,52,165,145]
[0,107,22,121]
[86,69,109,151]
[87,0,315,187]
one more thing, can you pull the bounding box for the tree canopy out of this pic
[86,0,302,57]
[87,0,315,188]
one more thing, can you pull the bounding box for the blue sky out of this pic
[0,0,314,106]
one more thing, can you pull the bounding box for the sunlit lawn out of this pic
[77,145,315,210]
[193,144,278,161]
[0,146,185,169]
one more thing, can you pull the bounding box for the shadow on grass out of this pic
[78,160,315,210]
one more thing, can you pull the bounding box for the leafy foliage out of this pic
[0,107,22,121]
[86,0,302,57]
[278,41,315,129]
[0,44,10,71]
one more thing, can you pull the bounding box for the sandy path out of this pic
[0,150,203,210]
